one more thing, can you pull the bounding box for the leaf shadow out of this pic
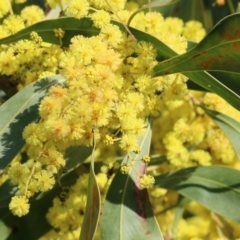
[0,103,40,169]
[0,76,65,170]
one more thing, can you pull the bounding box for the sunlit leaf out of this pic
[154,13,240,75]
[0,75,65,170]
[203,107,240,159]
[101,122,163,240]
[155,165,240,223]
[0,18,99,46]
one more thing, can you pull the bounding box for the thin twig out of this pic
[24,162,37,195]
[104,0,137,41]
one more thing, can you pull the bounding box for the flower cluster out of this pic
[1,0,240,239]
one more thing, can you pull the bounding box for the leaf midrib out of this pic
[119,125,150,240]
[158,174,240,194]
[155,39,240,74]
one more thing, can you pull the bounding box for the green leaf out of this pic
[184,71,240,111]
[209,71,240,96]
[203,107,240,159]
[154,13,240,75]
[0,18,99,46]
[0,75,65,170]
[0,181,16,208]
[141,0,179,9]
[0,220,11,240]
[101,122,163,240]
[65,146,91,172]
[155,165,240,223]
[80,129,101,240]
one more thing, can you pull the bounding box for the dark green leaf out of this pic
[65,146,91,172]
[154,13,240,75]
[209,71,240,96]
[101,123,163,240]
[79,164,100,240]
[0,181,16,208]
[184,71,240,111]
[203,107,240,159]
[155,165,240,223]
[0,18,100,46]
[0,75,65,170]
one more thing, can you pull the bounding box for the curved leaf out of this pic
[0,18,99,46]
[101,122,163,240]
[127,0,179,25]
[154,13,240,75]
[0,181,17,208]
[80,130,100,240]
[0,75,65,170]
[65,146,91,172]
[209,71,240,96]
[155,165,240,223]
[203,107,240,159]
[184,71,240,111]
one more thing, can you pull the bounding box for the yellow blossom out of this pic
[54,28,65,38]
[39,146,65,170]
[34,170,55,192]
[8,162,29,185]
[39,96,62,119]
[190,150,212,166]
[91,10,111,28]
[144,12,164,35]
[66,0,89,19]
[21,5,45,26]
[119,134,139,152]
[104,135,114,145]
[9,196,30,217]
[163,17,184,34]
[0,50,19,75]
[183,20,206,42]
[3,15,25,34]
[100,24,123,48]
[22,123,45,146]
[142,155,151,164]
[96,173,108,189]
[139,174,155,189]
[120,163,131,174]
[0,1,11,19]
